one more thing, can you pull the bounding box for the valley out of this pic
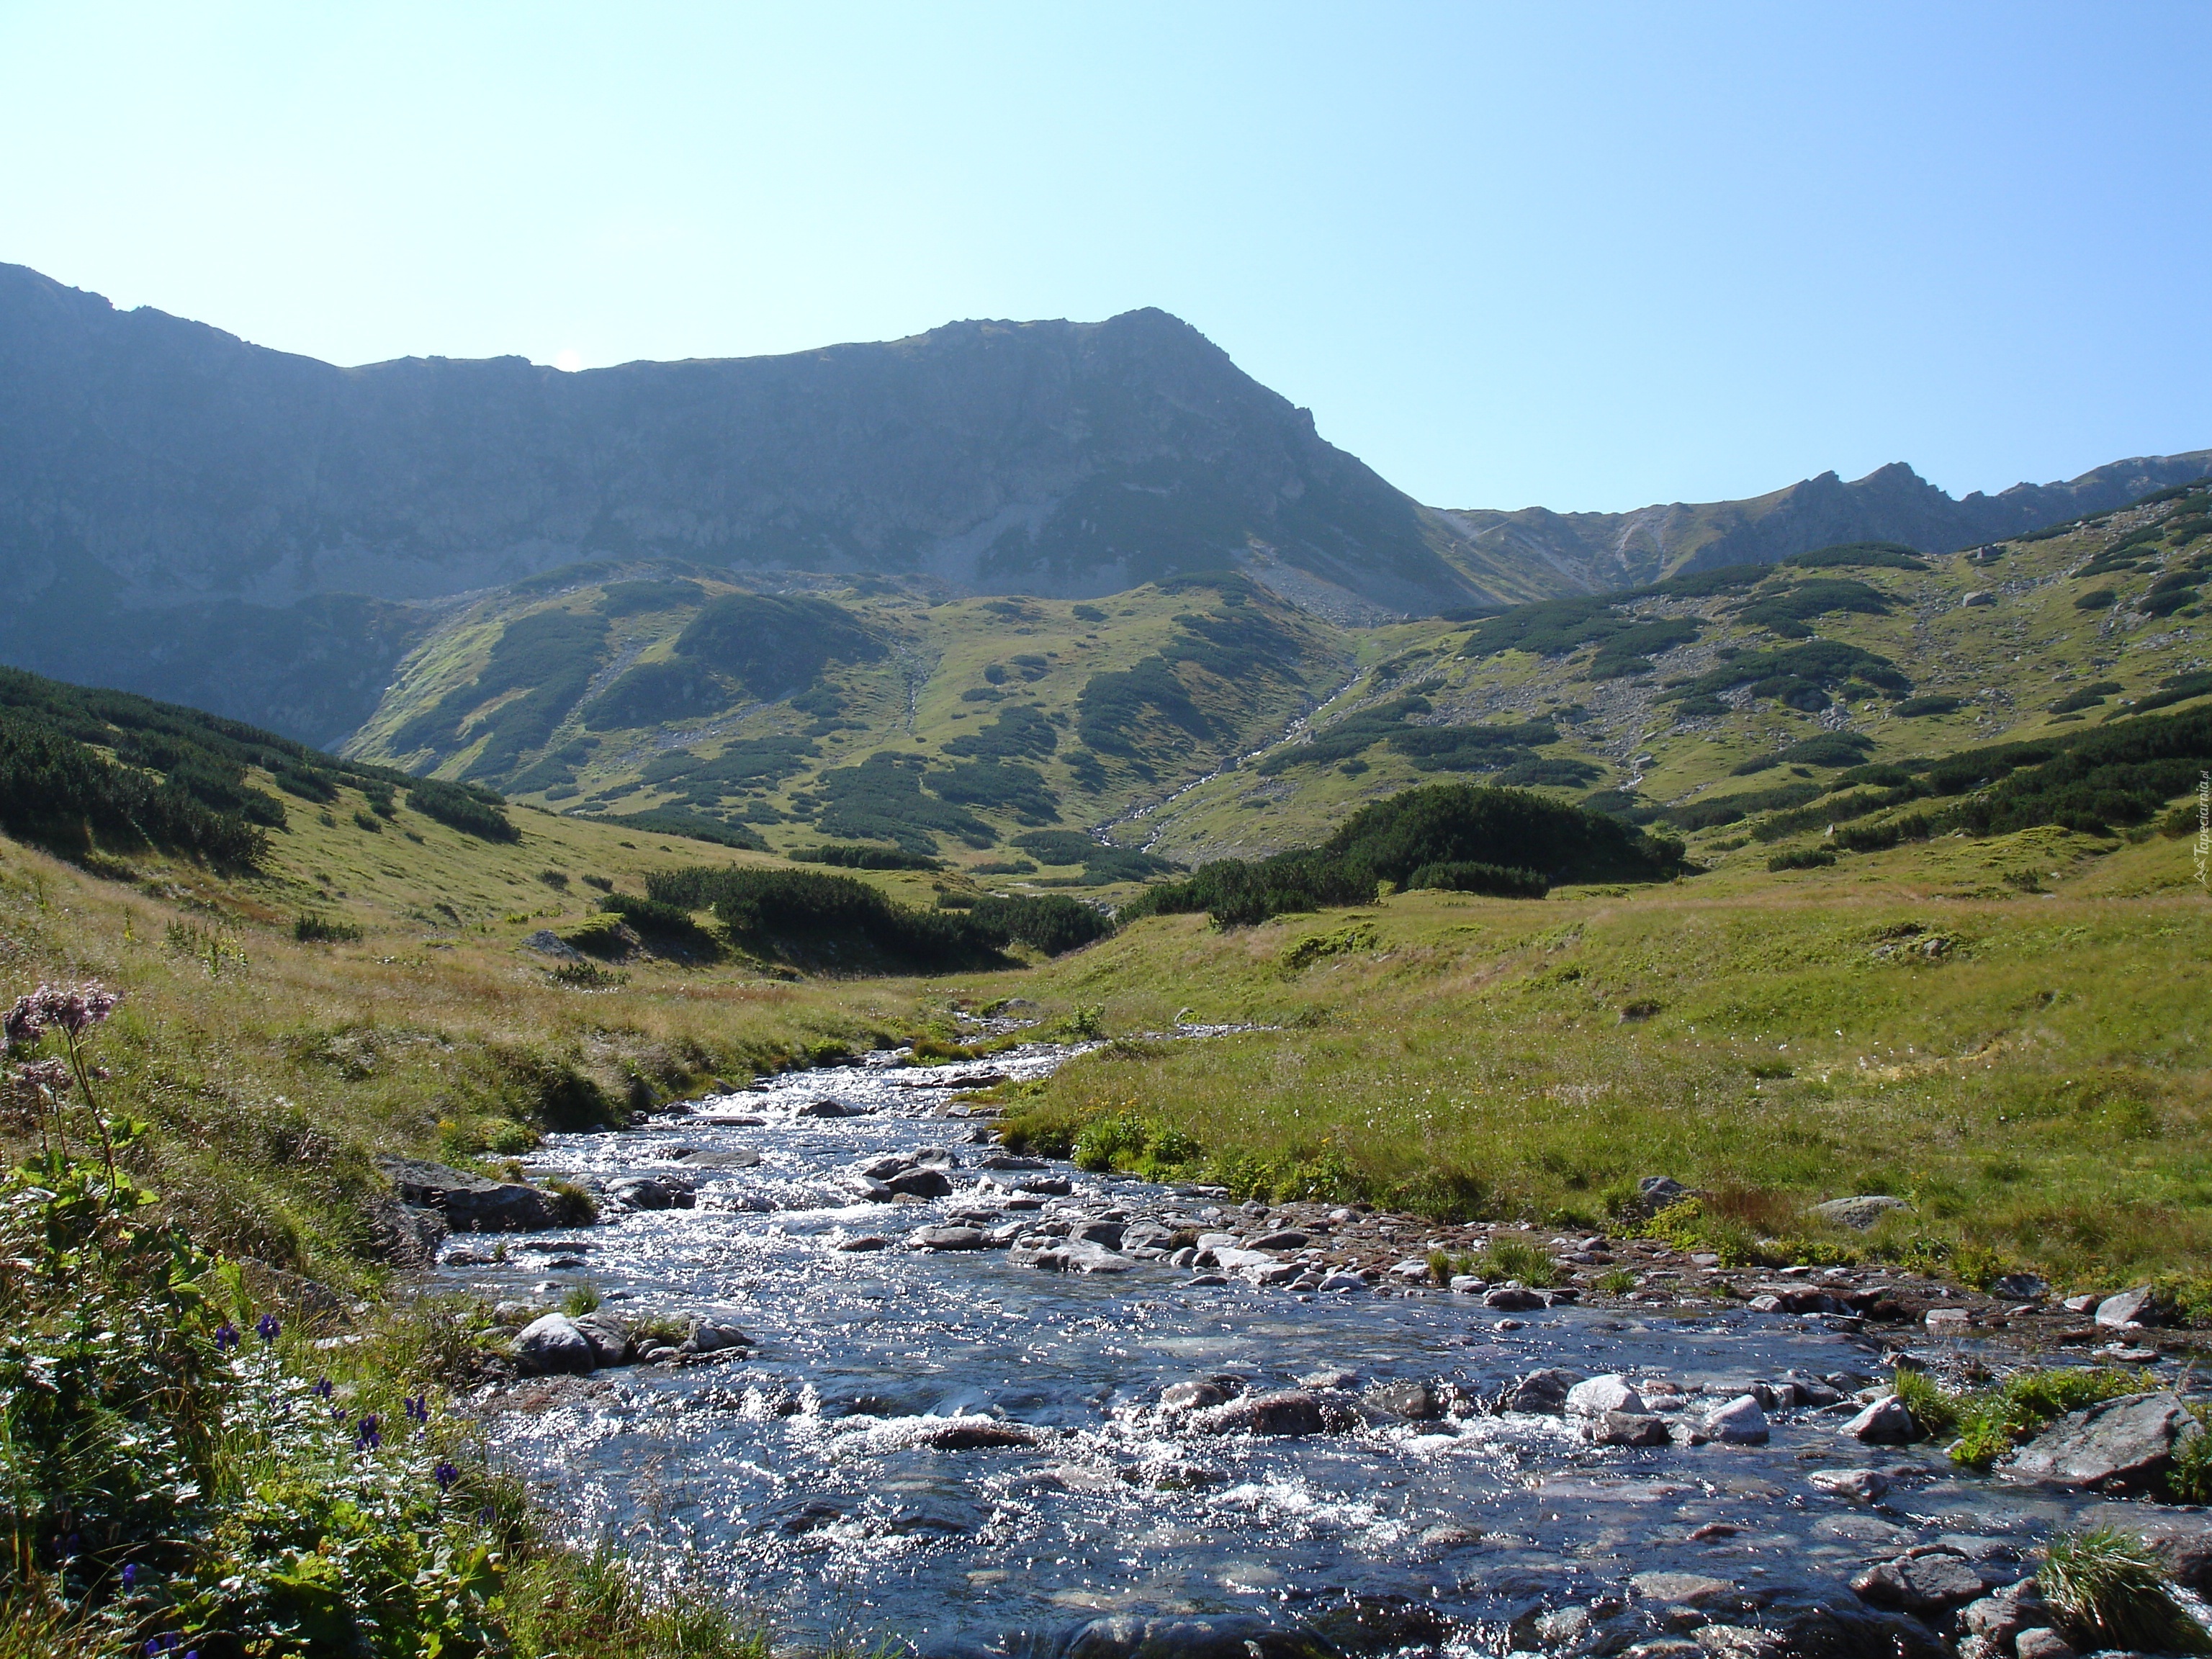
[2,266,2211,1659]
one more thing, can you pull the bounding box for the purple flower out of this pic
[213,1323,238,1352]
[404,1393,428,1424]
[433,1460,460,1490]
[5,1056,73,1100]
[256,1313,280,1342]
[121,1563,137,1588]
[2,995,40,1048]
[311,1376,333,1400]
[354,1414,380,1452]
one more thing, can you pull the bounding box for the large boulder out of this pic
[1498,1367,1585,1415]
[1705,1395,1771,1444]
[1848,1550,2008,1614]
[569,1311,632,1367]
[2005,1390,2201,1492]
[1567,1375,1645,1416]
[377,1156,565,1232]
[511,1313,595,1375]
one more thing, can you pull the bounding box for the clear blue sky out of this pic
[2,1,2206,513]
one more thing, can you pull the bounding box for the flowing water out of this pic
[437,1040,2168,1655]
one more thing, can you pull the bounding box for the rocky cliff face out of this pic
[1443,452,2211,592]
[0,262,1485,614]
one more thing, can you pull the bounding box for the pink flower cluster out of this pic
[3,980,121,1049]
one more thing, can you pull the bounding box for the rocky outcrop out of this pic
[2003,1390,2202,1492]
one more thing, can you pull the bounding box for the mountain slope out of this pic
[1443,452,2212,593]
[1130,479,2212,866]
[343,565,1351,878]
[0,262,1498,615]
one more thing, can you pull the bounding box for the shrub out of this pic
[597,894,721,958]
[646,866,1009,972]
[293,912,363,943]
[1894,695,1964,717]
[968,894,1115,956]
[2076,588,2120,610]
[1403,860,1549,898]
[406,778,518,842]
[790,842,940,871]
[1767,848,1836,871]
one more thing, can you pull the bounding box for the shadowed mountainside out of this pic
[0,261,1514,619]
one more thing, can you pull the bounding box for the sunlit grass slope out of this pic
[982,819,2211,1289]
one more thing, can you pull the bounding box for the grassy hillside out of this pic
[346,565,1349,891]
[1133,479,2211,863]
[979,817,2211,1292]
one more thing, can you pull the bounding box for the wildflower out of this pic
[121,1563,137,1588]
[2,994,40,1048]
[434,1460,460,1490]
[5,1056,72,1100]
[256,1313,280,1342]
[213,1323,238,1352]
[354,1414,381,1452]
[311,1376,333,1400]
[404,1393,428,1424]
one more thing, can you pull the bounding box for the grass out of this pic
[2041,1527,2212,1655]
[987,819,2212,1290]
[0,832,904,1290]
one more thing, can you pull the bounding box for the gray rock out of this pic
[606,1176,691,1211]
[796,1098,866,1118]
[855,1154,914,1180]
[1848,1551,2007,1614]
[1629,1570,1741,1609]
[570,1311,631,1367]
[1364,1381,1444,1421]
[1638,1176,1693,1212]
[1189,1389,1330,1437]
[1499,1367,1586,1415]
[1015,1236,1137,1274]
[1806,1468,1889,1501]
[917,1419,1040,1450]
[2095,1285,2159,1328]
[1160,1378,1236,1412]
[1246,1229,1308,1251]
[1318,1272,1367,1292]
[885,1167,954,1198]
[1483,1285,1547,1311]
[2005,1390,2201,1492]
[1960,1580,2051,1648]
[1069,1220,1127,1249]
[511,1313,595,1375]
[1992,1272,2049,1300]
[836,1235,890,1251]
[377,1155,564,1232]
[1591,1411,1673,1447]
[1843,1394,1919,1444]
[1705,1395,1771,1444]
[1810,1195,1910,1231]
[908,1226,989,1251]
[1568,1374,1647,1416]
[523,929,583,961]
[976,1152,1047,1170]
[1962,589,1997,606]
[680,1319,751,1354]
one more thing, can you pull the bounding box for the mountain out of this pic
[0,261,1519,620]
[1442,452,2212,593]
